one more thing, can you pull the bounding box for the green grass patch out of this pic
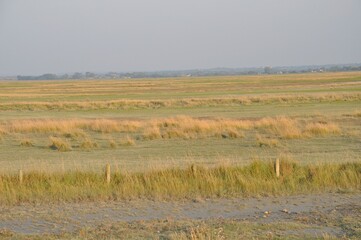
[0,160,360,205]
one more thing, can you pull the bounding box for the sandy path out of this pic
[0,193,360,236]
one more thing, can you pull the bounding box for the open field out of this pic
[0,72,361,174]
[1,72,361,238]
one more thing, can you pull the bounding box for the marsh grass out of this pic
[19,138,34,147]
[49,136,72,152]
[256,134,279,147]
[0,116,344,147]
[108,139,117,149]
[0,160,359,205]
[142,125,162,140]
[256,117,303,139]
[304,122,341,136]
[1,93,361,111]
[62,129,88,140]
[0,126,7,136]
[79,138,98,150]
[120,135,136,146]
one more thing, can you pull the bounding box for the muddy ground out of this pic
[0,192,360,239]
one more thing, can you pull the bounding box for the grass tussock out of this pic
[120,135,136,146]
[79,138,98,150]
[62,129,88,140]
[304,122,341,136]
[142,126,162,140]
[0,160,360,205]
[256,134,279,147]
[19,138,34,147]
[49,136,72,152]
[354,111,361,117]
[256,117,303,139]
[0,126,7,136]
[108,139,117,149]
[222,129,244,139]
[170,225,220,240]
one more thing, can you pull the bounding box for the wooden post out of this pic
[275,158,280,178]
[19,169,23,184]
[191,164,197,175]
[105,163,111,184]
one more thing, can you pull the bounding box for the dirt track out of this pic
[0,193,360,237]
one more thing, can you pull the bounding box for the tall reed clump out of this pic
[142,116,245,140]
[49,136,72,152]
[142,125,162,140]
[0,160,360,205]
[256,117,303,139]
[304,122,341,136]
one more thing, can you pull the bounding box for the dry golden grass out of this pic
[5,119,140,134]
[49,136,72,152]
[256,117,303,139]
[1,93,361,111]
[147,116,246,140]
[79,138,98,150]
[142,125,162,140]
[62,129,88,140]
[223,129,244,139]
[170,224,222,240]
[256,134,279,147]
[19,138,34,147]
[304,122,341,136]
[352,110,361,117]
[120,135,136,146]
[108,139,117,149]
[0,126,7,141]
[0,116,343,141]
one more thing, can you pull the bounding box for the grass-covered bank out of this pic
[1,160,360,205]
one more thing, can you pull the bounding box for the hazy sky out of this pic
[1,0,361,75]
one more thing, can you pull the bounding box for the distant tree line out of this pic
[17,64,361,80]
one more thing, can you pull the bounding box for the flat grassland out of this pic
[0,72,360,173]
[0,72,361,239]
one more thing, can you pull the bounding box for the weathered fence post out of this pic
[19,169,23,184]
[105,163,111,184]
[191,164,197,175]
[275,158,280,178]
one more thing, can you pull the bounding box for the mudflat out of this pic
[1,192,360,239]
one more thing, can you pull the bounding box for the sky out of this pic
[0,0,361,75]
